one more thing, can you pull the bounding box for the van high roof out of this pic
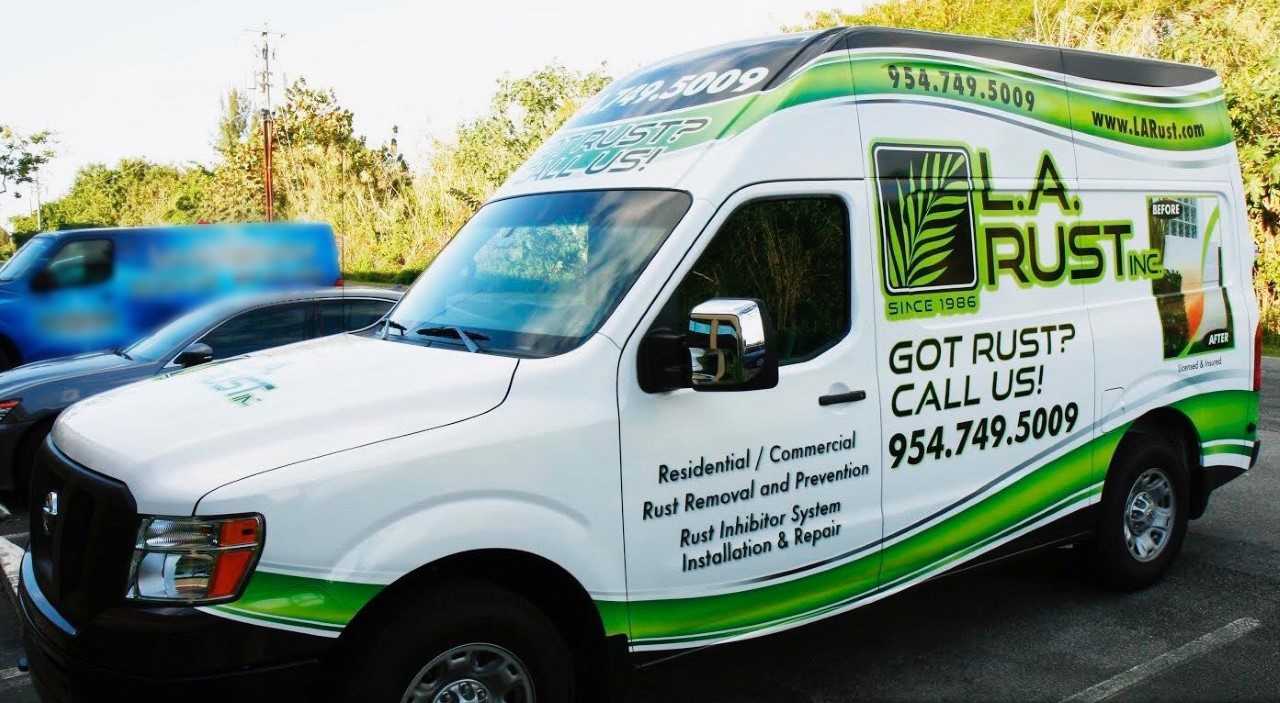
[796,27,1215,88]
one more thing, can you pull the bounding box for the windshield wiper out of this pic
[384,319,409,338]
[416,326,489,353]
[112,348,133,360]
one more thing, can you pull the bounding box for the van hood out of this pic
[52,334,518,514]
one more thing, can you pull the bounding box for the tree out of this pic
[6,61,615,282]
[215,89,252,159]
[434,62,612,206]
[0,125,55,199]
[8,159,212,234]
[787,1,1037,39]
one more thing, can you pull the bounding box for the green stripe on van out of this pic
[603,426,1117,646]
[1202,443,1253,457]
[606,389,1255,646]
[536,49,1231,177]
[212,570,384,630]
[210,389,1255,643]
[1173,389,1259,445]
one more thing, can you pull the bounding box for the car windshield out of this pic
[123,302,233,362]
[386,189,690,357]
[0,236,53,281]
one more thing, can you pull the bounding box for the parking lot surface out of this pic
[0,362,1276,702]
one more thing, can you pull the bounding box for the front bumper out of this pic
[19,551,333,702]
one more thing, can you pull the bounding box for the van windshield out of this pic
[385,189,690,358]
[0,236,53,281]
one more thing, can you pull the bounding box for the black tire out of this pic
[1090,435,1190,590]
[327,580,575,703]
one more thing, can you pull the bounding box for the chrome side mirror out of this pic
[687,298,777,391]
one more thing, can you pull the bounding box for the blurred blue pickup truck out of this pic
[0,223,341,369]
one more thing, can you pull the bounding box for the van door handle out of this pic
[818,390,867,406]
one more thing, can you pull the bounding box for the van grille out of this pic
[28,441,138,628]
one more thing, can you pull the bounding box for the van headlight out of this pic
[126,514,263,604]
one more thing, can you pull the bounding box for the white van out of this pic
[19,27,1260,703]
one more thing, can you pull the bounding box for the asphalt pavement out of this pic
[0,507,30,701]
[0,363,1276,702]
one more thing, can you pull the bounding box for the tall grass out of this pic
[270,145,493,284]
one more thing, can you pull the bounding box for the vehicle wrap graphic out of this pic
[1149,196,1236,359]
[208,571,381,637]
[206,387,1257,645]
[609,386,1255,648]
[566,32,813,128]
[510,49,1230,185]
[871,143,1172,321]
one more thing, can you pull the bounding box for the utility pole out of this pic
[34,170,41,232]
[250,24,285,222]
[262,109,274,221]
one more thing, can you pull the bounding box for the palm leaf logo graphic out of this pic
[885,152,968,290]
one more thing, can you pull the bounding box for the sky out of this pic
[0,0,852,225]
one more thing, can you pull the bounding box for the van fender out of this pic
[206,489,626,640]
[333,487,613,592]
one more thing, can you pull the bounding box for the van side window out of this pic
[664,197,850,364]
[198,303,310,359]
[42,239,114,289]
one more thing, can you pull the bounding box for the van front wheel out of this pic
[1092,437,1189,590]
[331,581,575,703]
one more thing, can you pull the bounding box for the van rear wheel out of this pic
[330,580,575,703]
[1090,436,1189,590]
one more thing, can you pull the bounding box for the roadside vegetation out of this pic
[2,65,609,284]
[4,0,1278,339]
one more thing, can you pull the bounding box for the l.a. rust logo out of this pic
[873,144,980,320]
[873,143,1157,322]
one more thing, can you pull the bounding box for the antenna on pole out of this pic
[245,23,285,222]
[244,24,286,112]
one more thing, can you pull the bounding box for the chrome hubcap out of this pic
[1123,468,1175,562]
[401,643,533,703]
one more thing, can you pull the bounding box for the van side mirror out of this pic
[688,298,778,392]
[29,270,55,293]
[175,342,214,368]
[637,298,779,393]
[638,329,691,393]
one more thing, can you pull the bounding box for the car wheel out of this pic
[1091,435,1190,590]
[329,580,575,703]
